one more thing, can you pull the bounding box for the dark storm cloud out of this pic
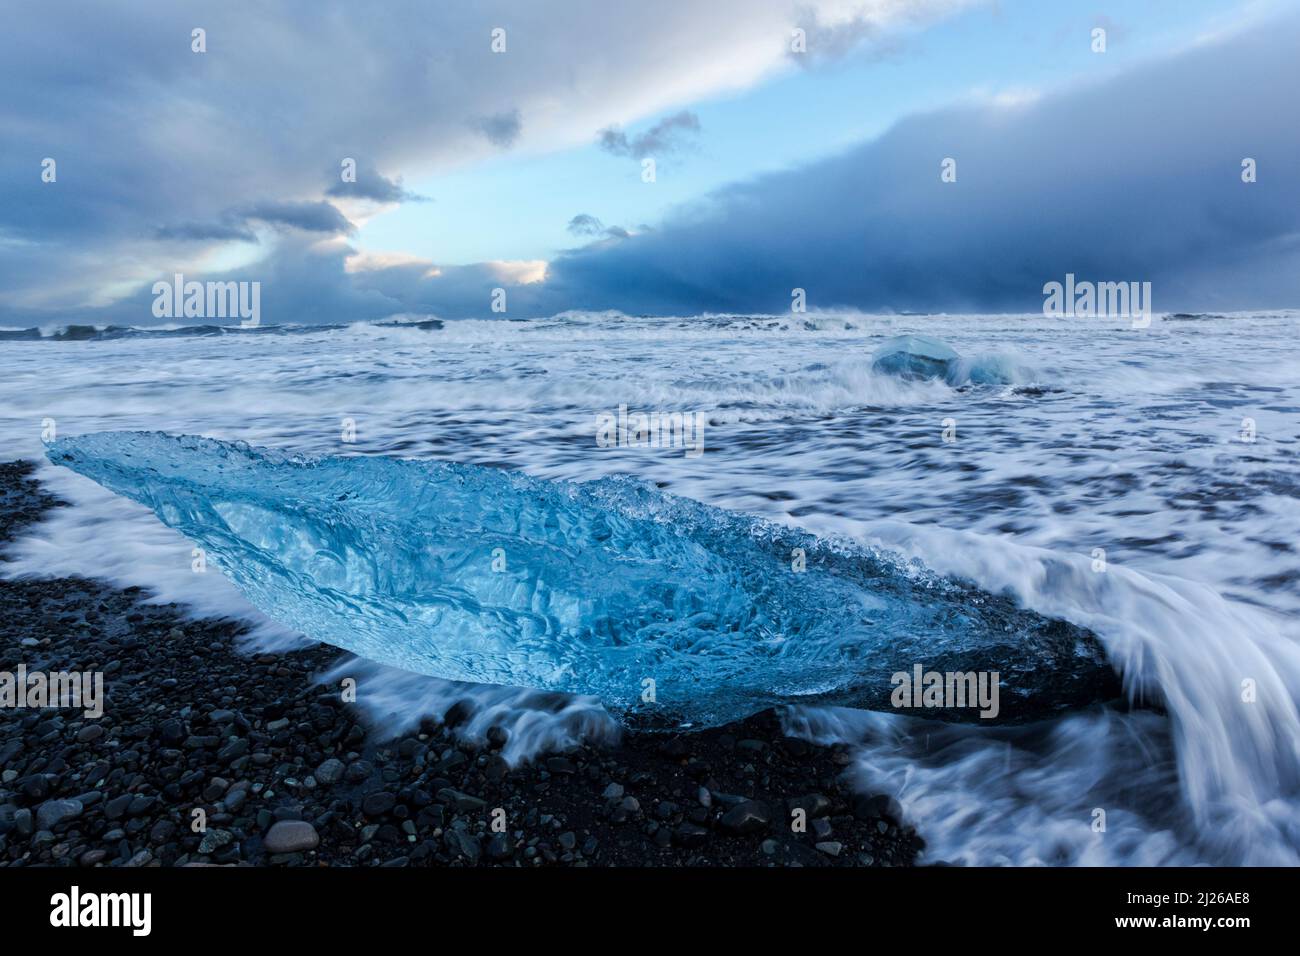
[242,201,356,235]
[789,6,891,62]
[473,110,523,149]
[546,14,1300,315]
[787,0,970,65]
[326,163,429,204]
[598,111,701,160]
[155,201,355,243]
[155,221,258,243]
[566,214,605,236]
[566,215,631,243]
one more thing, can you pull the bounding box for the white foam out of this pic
[2,462,301,650]
[318,656,619,766]
[789,516,1300,865]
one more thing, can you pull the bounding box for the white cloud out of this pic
[0,0,974,314]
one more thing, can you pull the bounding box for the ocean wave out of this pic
[3,308,1299,345]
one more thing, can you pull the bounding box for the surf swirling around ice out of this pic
[786,517,1300,866]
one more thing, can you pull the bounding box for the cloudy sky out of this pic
[2,0,1298,325]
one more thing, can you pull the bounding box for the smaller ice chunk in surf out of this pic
[871,335,961,381]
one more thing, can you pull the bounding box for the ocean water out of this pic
[2,310,1299,865]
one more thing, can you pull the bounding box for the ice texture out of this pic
[872,334,1027,386]
[871,335,961,381]
[48,432,1118,727]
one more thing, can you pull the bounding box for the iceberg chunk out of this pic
[953,353,1034,386]
[872,335,1029,386]
[48,432,1118,727]
[871,334,960,381]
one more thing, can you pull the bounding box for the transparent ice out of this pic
[48,431,1117,727]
